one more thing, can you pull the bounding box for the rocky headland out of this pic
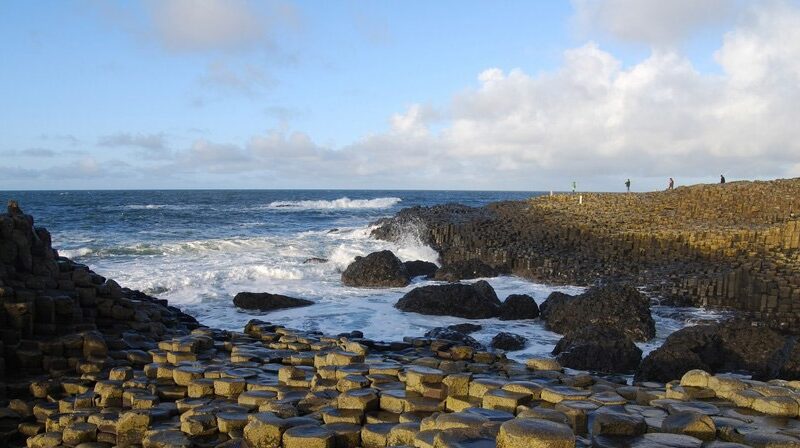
[4,179,800,447]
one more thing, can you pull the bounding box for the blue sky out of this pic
[2,1,799,190]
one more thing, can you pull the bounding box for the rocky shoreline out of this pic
[4,186,800,447]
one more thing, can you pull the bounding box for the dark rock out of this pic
[433,258,501,282]
[403,260,438,279]
[498,294,539,320]
[341,250,410,288]
[552,325,642,373]
[395,280,501,319]
[424,327,482,349]
[491,332,526,351]
[233,292,314,312]
[539,284,655,342]
[447,323,482,334]
[303,257,328,264]
[635,320,791,383]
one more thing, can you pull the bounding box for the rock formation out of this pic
[341,250,410,288]
[233,292,314,312]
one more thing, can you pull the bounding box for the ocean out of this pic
[2,189,726,361]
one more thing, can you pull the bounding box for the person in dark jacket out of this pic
[720,174,726,184]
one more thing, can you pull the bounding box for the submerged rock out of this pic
[403,260,438,279]
[233,292,314,312]
[491,332,527,351]
[552,325,642,373]
[540,284,656,342]
[395,280,501,319]
[433,258,501,282]
[341,250,410,287]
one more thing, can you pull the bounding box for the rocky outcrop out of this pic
[498,294,539,320]
[233,292,313,312]
[433,258,501,282]
[403,260,438,279]
[395,280,501,319]
[540,285,655,342]
[491,332,526,351]
[0,204,199,383]
[635,320,797,382]
[372,179,800,331]
[341,250,410,288]
[552,326,642,373]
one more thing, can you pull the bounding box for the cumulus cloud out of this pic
[572,0,739,46]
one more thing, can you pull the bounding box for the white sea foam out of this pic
[266,197,402,210]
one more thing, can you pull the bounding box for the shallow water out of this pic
[1,189,728,360]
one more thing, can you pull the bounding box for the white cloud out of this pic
[572,0,739,47]
[98,132,168,151]
[146,0,267,53]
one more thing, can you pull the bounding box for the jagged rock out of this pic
[540,284,655,342]
[233,292,314,312]
[433,258,501,282]
[636,320,790,383]
[491,332,526,351]
[303,257,328,264]
[395,280,501,319]
[403,260,438,279]
[498,294,539,320]
[447,323,482,334]
[341,250,410,287]
[552,326,642,373]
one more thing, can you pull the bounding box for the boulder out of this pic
[403,260,438,279]
[233,292,314,312]
[433,258,501,282]
[499,294,539,320]
[424,327,483,349]
[395,280,501,319]
[635,320,791,383]
[491,332,526,351]
[539,284,655,342]
[341,250,410,287]
[552,326,642,373]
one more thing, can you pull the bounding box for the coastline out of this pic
[3,182,800,446]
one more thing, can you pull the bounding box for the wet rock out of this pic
[540,284,655,342]
[491,332,526,351]
[424,327,483,349]
[303,257,328,264]
[553,326,642,373]
[232,292,313,312]
[498,294,539,320]
[404,260,438,279]
[341,250,410,287]
[636,320,790,383]
[661,411,716,442]
[434,258,501,282]
[395,281,501,319]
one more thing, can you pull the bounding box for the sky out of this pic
[1,0,800,191]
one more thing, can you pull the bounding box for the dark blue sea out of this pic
[1,190,723,359]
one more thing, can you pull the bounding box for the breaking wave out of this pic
[266,197,402,210]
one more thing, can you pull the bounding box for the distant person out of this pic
[572,181,577,194]
[625,179,631,192]
[668,178,674,190]
[720,174,726,184]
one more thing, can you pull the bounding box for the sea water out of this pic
[2,190,727,360]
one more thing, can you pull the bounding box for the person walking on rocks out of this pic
[720,174,726,184]
[668,178,674,190]
[625,179,631,193]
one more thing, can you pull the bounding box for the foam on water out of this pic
[267,197,402,210]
